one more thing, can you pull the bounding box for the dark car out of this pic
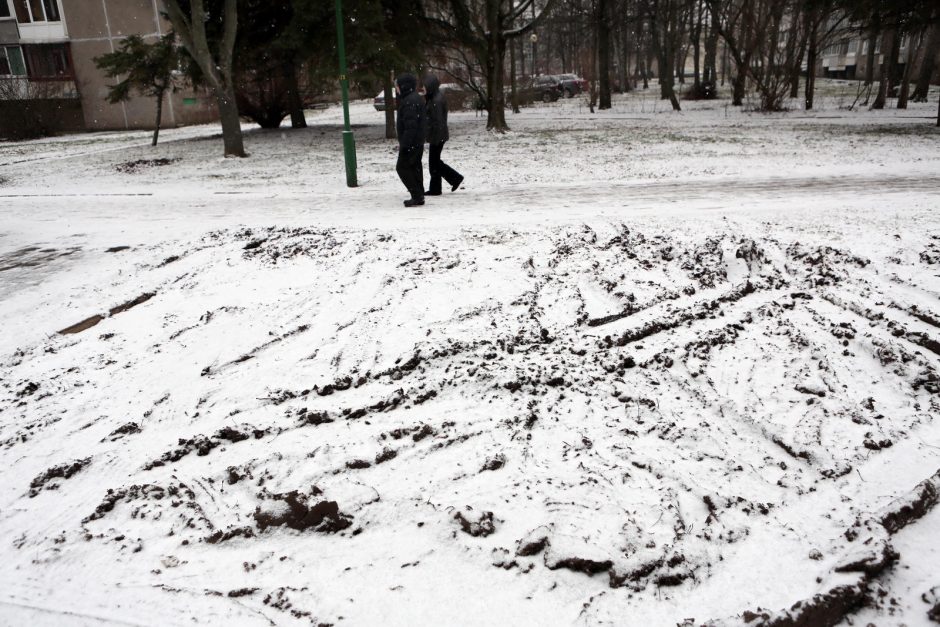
[556,73,589,97]
[515,76,562,104]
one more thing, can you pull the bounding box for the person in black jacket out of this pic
[395,73,427,207]
[423,74,463,196]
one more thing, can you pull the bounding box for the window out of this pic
[22,44,71,78]
[0,46,27,76]
[11,0,59,22]
[13,0,29,22]
[41,0,57,20]
[0,0,11,18]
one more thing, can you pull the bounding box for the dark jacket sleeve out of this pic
[427,93,450,144]
[398,97,422,153]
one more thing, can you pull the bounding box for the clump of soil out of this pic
[82,482,208,529]
[295,407,333,426]
[383,423,435,441]
[17,381,40,398]
[228,588,258,598]
[104,422,141,442]
[374,448,397,464]
[548,555,614,575]
[115,158,179,174]
[921,237,940,265]
[253,491,352,533]
[453,508,496,537]
[144,425,266,470]
[206,526,255,544]
[480,453,506,472]
[29,457,91,497]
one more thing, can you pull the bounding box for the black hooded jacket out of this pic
[396,74,426,156]
[424,75,449,145]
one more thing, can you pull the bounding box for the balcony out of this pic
[0,76,78,100]
[17,21,66,42]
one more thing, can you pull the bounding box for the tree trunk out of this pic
[152,89,164,147]
[804,21,818,111]
[510,37,520,113]
[692,10,701,90]
[598,0,611,109]
[485,0,509,132]
[731,62,746,106]
[384,73,396,139]
[651,0,681,110]
[217,86,245,157]
[519,35,526,80]
[704,9,718,86]
[912,24,939,102]
[872,28,895,110]
[164,0,245,157]
[531,1,538,76]
[864,27,877,86]
[286,60,307,129]
[897,32,918,109]
[618,24,629,91]
[721,42,728,85]
[887,29,901,94]
[790,9,810,99]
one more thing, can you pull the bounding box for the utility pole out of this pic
[335,0,357,187]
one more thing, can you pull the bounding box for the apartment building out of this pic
[0,0,215,137]
[820,31,937,83]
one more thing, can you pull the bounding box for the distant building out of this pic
[819,27,937,84]
[0,0,215,138]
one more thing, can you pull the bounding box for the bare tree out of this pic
[163,0,245,157]
[426,0,561,132]
[871,27,896,109]
[911,22,939,101]
[646,0,683,110]
[707,0,756,106]
[597,0,612,108]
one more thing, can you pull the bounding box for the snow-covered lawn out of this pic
[1,86,939,626]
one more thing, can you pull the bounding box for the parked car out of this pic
[555,73,589,97]
[373,90,397,111]
[514,76,563,104]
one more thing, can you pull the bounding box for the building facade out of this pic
[0,0,215,137]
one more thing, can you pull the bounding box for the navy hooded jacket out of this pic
[396,74,426,156]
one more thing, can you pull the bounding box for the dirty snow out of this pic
[1,84,940,626]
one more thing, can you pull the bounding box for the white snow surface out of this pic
[1,86,940,626]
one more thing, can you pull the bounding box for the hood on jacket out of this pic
[423,74,441,98]
[396,73,418,97]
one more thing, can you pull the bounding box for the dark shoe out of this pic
[404,198,425,207]
[451,176,464,192]
[425,190,442,196]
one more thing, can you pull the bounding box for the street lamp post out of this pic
[334,0,357,187]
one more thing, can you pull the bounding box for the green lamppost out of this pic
[334,0,358,187]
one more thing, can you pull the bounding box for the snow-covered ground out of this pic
[1,85,939,626]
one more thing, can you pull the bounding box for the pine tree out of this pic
[94,33,180,147]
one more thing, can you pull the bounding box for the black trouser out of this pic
[428,141,461,194]
[396,146,424,200]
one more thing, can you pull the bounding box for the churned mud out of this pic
[2,218,940,625]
